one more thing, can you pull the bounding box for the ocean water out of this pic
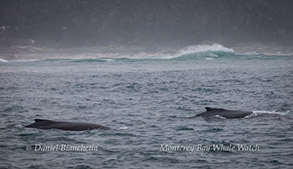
[0,44,293,169]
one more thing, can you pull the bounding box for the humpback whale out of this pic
[196,107,253,119]
[25,119,110,131]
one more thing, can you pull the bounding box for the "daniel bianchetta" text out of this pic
[26,144,99,152]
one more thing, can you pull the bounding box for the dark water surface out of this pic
[0,51,293,168]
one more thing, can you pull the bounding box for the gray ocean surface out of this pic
[0,45,293,169]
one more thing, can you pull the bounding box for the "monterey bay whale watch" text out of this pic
[160,144,260,153]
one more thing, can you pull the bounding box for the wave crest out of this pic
[178,43,235,55]
[169,43,235,60]
[0,58,8,62]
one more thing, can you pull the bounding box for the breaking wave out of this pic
[178,43,235,56]
[172,43,236,60]
[0,58,8,62]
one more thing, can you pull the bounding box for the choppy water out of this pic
[0,45,293,168]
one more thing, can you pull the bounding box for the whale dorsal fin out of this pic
[205,107,225,111]
[34,119,53,122]
[205,107,212,111]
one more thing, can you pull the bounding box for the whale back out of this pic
[25,119,110,131]
[197,107,253,119]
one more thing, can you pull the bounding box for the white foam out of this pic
[118,126,129,130]
[100,58,115,62]
[252,110,287,115]
[0,58,8,62]
[205,57,215,60]
[243,110,287,118]
[15,124,23,128]
[148,43,235,59]
[178,43,235,56]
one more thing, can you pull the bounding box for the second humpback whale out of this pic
[196,107,253,119]
[25,119,110,131]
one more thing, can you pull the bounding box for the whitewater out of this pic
[0,44,293,169]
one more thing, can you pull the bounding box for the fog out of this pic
[1,0,293,59]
